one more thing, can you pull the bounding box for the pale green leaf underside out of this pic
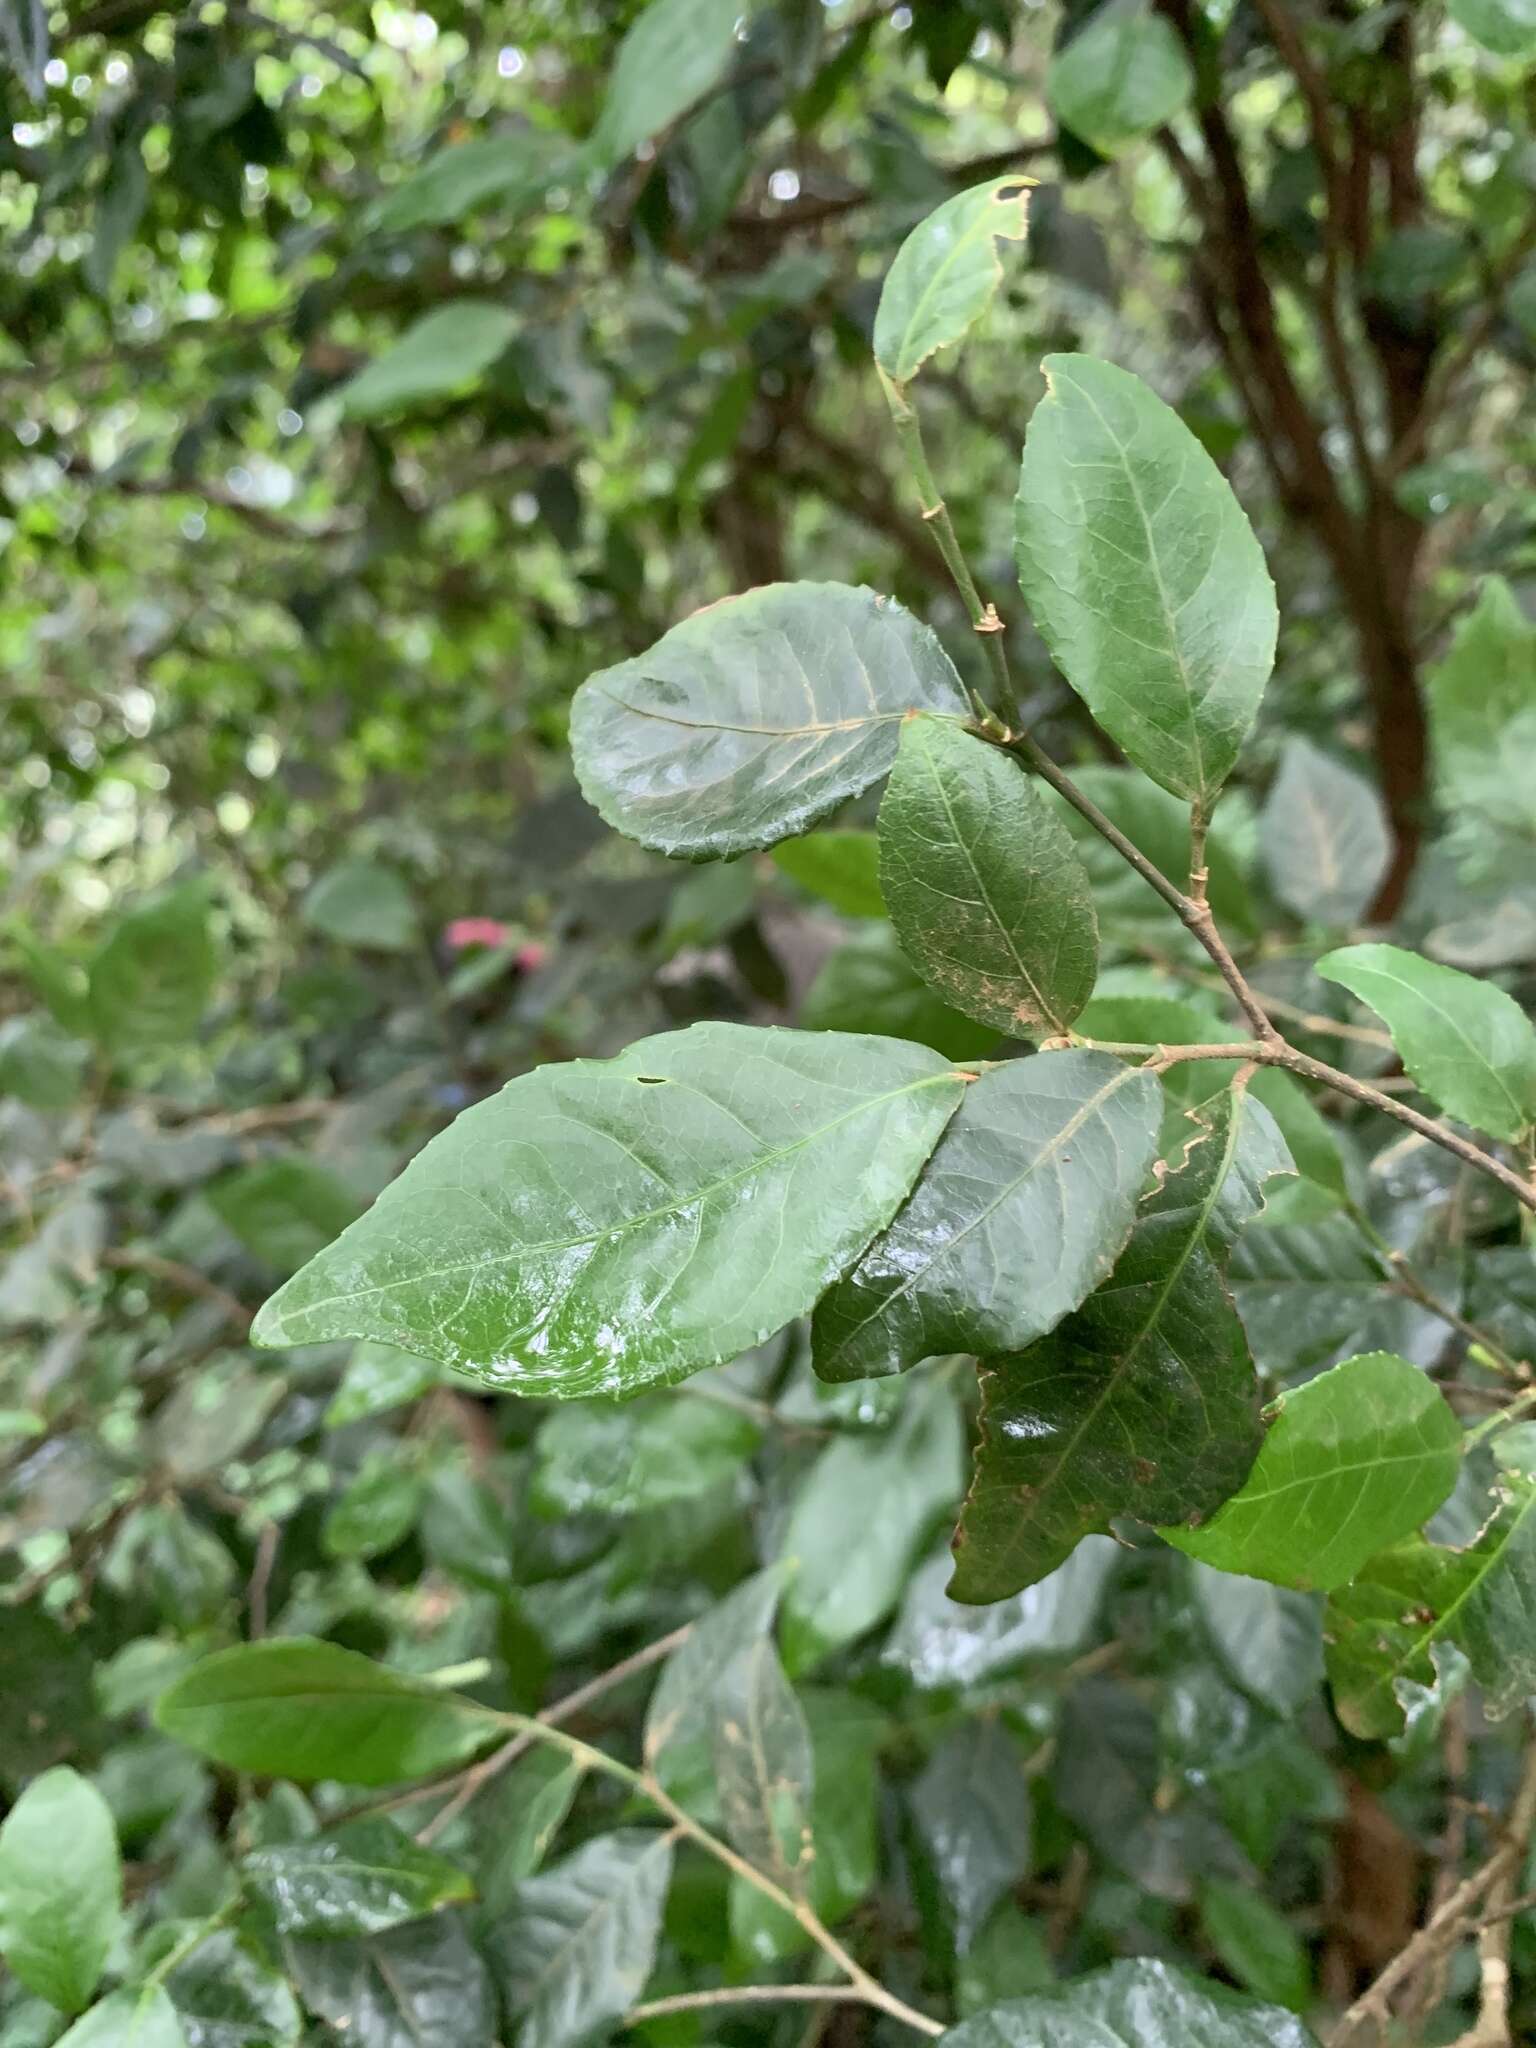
[570,582,968,857]
[879,716,1099,1039]
[1164,1351,1461,1591]
[944,1958,1320,2048]
[1045,11,1195,157]
[812,1051,1160,1381]
[1427,577,1536,841]
[1015,354,1277,805]
[338,302,518,419]
[1260,737,1390,930]
[873,176,1031,385]
[1448,0,1536,58]
[1316,941,1536,1142]
[252,1024,966,1399]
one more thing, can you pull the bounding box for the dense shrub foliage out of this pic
[4,4,1536,2047]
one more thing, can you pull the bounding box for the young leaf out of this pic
[251,1024,966,1399]
[878,715,1099,1038]
[781,1374,965,1671]
[872,177,1031,386]
[1046,5,1195,156]
[1015,355,1277,806]
[910,1719,1032,1948]
[1316,942,1536,1141]
[812,1052,1161,1381]
[1164,1351,1461,1590]
[571,583,967,858]
[286,1916,494,2048]
[1325,1476,1536,1739]
[1260,738,1390,929]
[712,1637,814,1890]
[87,885,220,1051]
[942,1957,1319,2047]
[54,1988,187,2048]
[154,1638,502,1785]
[590,0,742,168]
[0,1766,121,2013]
[951,1089,1291,1601]
[339,302,518,419]
[243,1816,473,1937]
[1428,577,1536,841]
[491,1831,673,2048]
[771,831,884,918]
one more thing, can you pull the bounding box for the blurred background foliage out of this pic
[3,1,1536,2044]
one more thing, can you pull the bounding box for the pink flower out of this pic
[444,916,513,952]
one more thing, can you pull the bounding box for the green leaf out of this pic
[873,177,1031,386]
[771,831,884,918]
[479,1749,584,1914]
[252,1023,965,1399]
[780,1374,965,1671]
[1049,765,1257,940]
[570,583,968,858]
[1428,577,1536,843]
[1448,0,1536,56]
[645,1565,787,1806]
[879,716,1098,1038]
[952,1088,1290,1601]
[163,1927,302,2048]
[1316,941,1536,1141]
[301,860,418,952]
[713,1637,814,1889]
[801,926,997,1061]
[54,1988,187,2048]
[1192,1567,1323,1716]
[154,1638,502,1786]
[812,1052,1161,1381]
[0,1766,121,2013]
[590,0,742,168]
[326,1342,441,1426]
[338,302,519,420]
[958,1904,1055,2012]
[286,1915,494,2048]
[85,136,149,295]
[0,1013,89,1111]
[1198,1879,1310,2013]
[1163,1351,1461,1591]
[910,1719,1032,1948]
[1325,1476,1536,1739]
[208,1159,364,1275]
[152,1362,284,1478]
[943,1958,1319,2046]
[491,1831,673,2048]
[374,130,568,231]
[1260,738,1390,929]
[1015,355,1277,806]
[532,1393,758,1517]
[243,1816,473,1937]
[322,1455,425,1560]
[887,1537,1118,1689]
[87,886,221,1051]
[1046,3,1194,156]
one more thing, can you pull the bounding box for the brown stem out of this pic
[630,1988,869,2023]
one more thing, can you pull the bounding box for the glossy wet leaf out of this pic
[943,1957,1320,2046]
[339,302,518,420]
[492,1831,673,2048]
[1316,941,1536,1141]
[1428,577,1536,841]
[646,1565,786,1809]
[813,1052,1160,1381]
[0,1766,121,2012]
[244,1816,471,1938]
[771,831,884,918]
[873,177,1031,385]
[952,1089,1290,1601]
[1325,1476,1536,1739]
[532,1391,758,1517]
[154,1638,501,1785]
[301,859,418,952]
[253,1023,964,1398]
[54,1988,187,2048]
[164,1928,302,2048]
[887,1537,1118,1689]
[287,1914,495,2048]
[781,1374,965,1670]
[1192,1568,1323,1717]
[801,926,997,1061]
[1046,5,1194,156]
[1165,1351,1461,1590]
[1260,738,1390,929]
[87,886,221,1051]
[879,716,1098,1038]
[591,0,742,166]
[910,1719,1032,1948]
[1015,355,1277,806]
[571,582,967,858]
[712,1636,814,1889]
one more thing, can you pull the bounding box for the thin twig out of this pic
[631,1986,869,2022]
[247,1521,279,1639]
